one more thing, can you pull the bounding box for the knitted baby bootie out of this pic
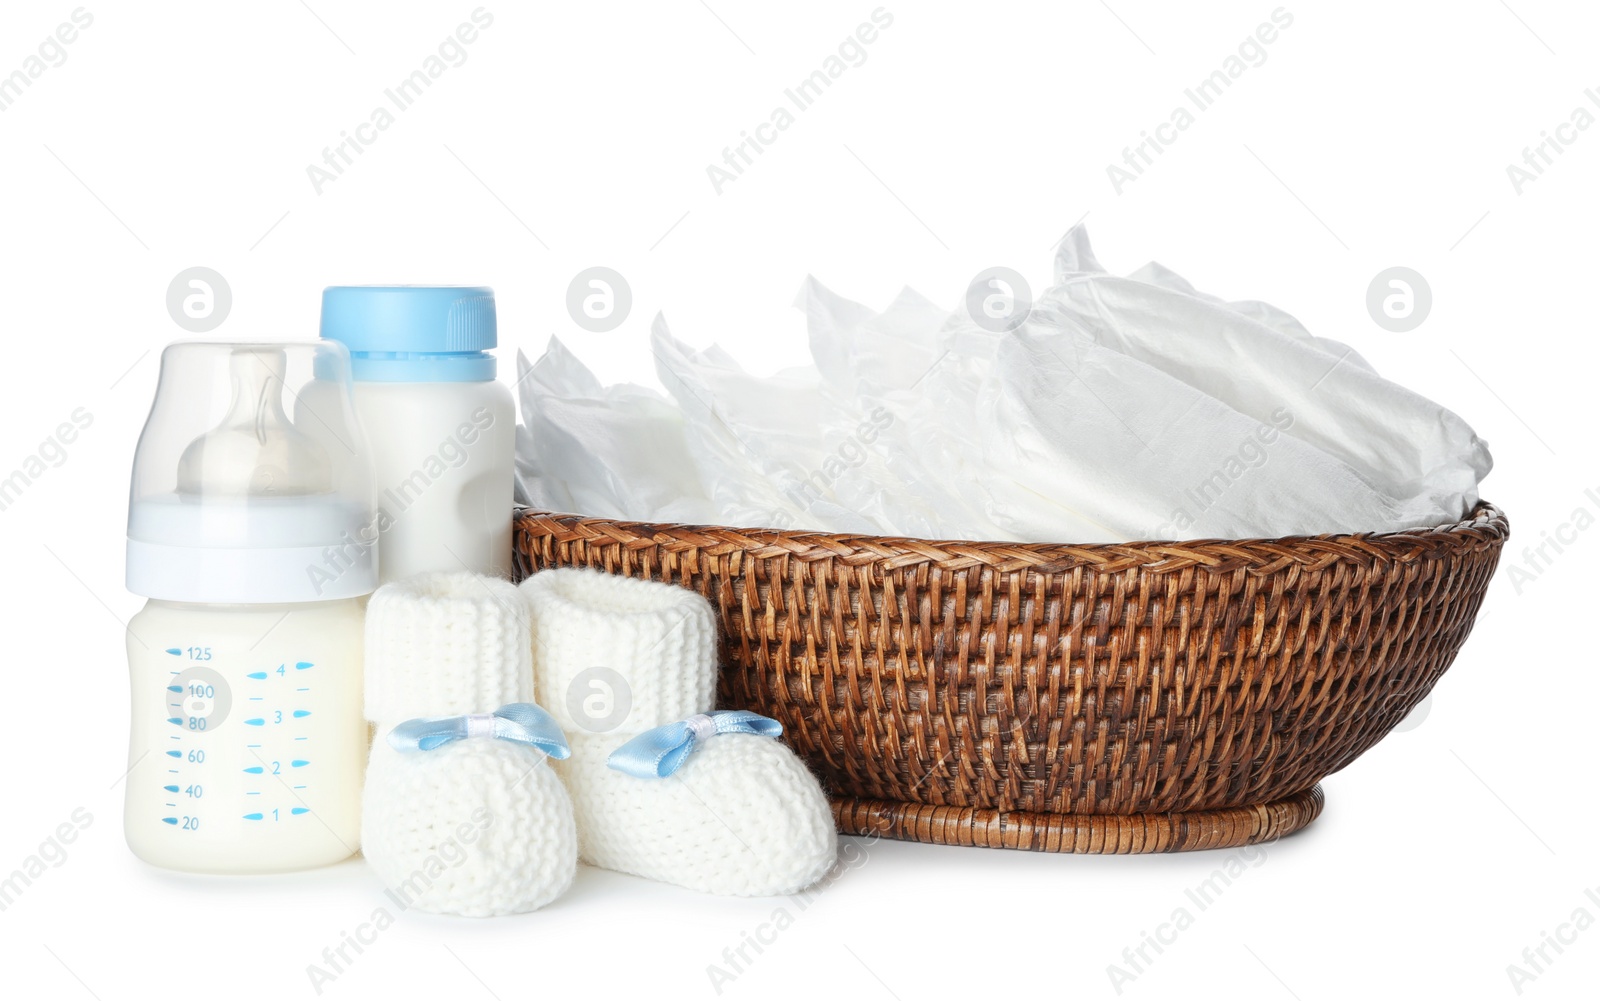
[521,568,836,896]
[362,572,577,916]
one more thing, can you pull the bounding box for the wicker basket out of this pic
[513,502,1507,853]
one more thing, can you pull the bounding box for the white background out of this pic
[1,1,1596,998]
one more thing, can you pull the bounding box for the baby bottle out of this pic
[319,285,515,582]
[124,342,375,874]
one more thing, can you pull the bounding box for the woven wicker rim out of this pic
[524,502,1507,574]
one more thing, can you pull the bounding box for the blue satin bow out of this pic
[607,709,782,779]
[387,702,571,759]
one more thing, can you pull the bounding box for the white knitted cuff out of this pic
[364,571,532,722]
[521,569,717,734]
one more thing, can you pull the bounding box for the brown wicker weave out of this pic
[513,502,1507,853]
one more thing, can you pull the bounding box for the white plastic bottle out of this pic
[125,342,375,874]
[320,285,516,582]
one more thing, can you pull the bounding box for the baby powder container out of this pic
[319,285,515,582]
[125,342,375,874]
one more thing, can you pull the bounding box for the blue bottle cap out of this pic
[319,285,497,381]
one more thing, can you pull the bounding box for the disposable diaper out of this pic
[515,227,1491,543]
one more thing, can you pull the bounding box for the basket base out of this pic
[832,785,1324,854]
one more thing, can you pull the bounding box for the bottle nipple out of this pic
[177,347,332,497]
